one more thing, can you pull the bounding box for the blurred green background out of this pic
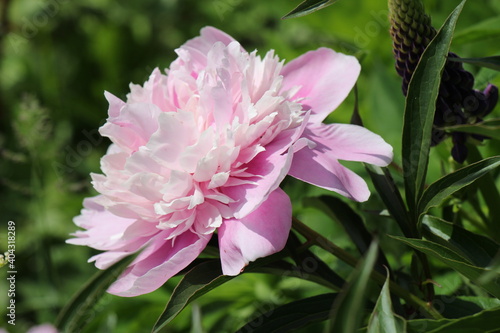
[1,0,500,332]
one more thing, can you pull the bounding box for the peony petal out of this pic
[305,123,393,166]
[289,147,371,201]
[107,231,211,297]
[104,91,126,118]
[99,103,163,154]
[182,26,237,55]
[288,123,392,201]
[281,48,360,123]
[223,144,293,219]
[218,188,291,275]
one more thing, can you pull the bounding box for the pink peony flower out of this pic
[26,324,59,333]
[68,27,393,297]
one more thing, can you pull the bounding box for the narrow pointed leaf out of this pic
[447,56,500,71]
[55,255,135,332]
[406,308,500,333]
[152,260,233,333]
[441,119,500,140]
[367,270,407,333]
[236,293,338,333]
[417,156,500,216]
[328,240,379,333]
[365,164,413,237]
[307,195,391,275]
[422,215,500,267]
[453,16,500,45]
[389,236,500,298]
[402,0,466,211]
[153,248,305,332]
[252,259,345,291]
[282,0,337,19]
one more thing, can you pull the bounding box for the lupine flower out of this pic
[68,27,393,297]
[389,0,498,163]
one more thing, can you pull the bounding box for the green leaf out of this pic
[417,156,500,216]
[389,236,500,298]
[441,119,500,140]
[306,196,373,255]
[328,240,379,333]
[422,215,500,267]
[402,0,466,212]
[312,195,391,275]
[153,249,296,332]
[447,56,500,71]
[55,255,135,332]
[152,260,233,333]
[407,308,500,333]
[457,296,500,310]
[453,16,500,45]
[367,270,407,333]
[252,259,344,291]
[365,165,413,237]
[282,0,337,19]
[236,293,338,333]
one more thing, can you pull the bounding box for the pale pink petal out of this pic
[281,48,360,123]
[67,196,138,250]
[305,123,393,166]
[218,188,291,275]
[104,91,125,118]
[182,26,236,55]
[99,103,162,154]
[108,231,211,297]
[223,144,293,219]
[27,324,58,333]
[290,149,370,201]
[288,124,392,201]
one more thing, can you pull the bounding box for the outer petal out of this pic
[107,231,211,297]
[289,124,392,202]
[281,48,360,123]
[218,188,292,275]
[67,196,139,250]
[305,123,393,166]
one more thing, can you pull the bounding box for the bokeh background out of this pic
[1,0,500,331]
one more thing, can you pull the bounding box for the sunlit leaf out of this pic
[406,308,500,333]
[402,0,466,212]
[422,215,500,267]
[328,240,379,333]
[367,270,407,333]
[236,293,338,332]
[282,0,338,19]
[152,260,233,333]
[417,156,500,216]
[390,236,500,298]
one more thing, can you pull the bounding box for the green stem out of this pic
[292,218,444,320]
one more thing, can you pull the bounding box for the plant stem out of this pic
[292,217,444,320]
